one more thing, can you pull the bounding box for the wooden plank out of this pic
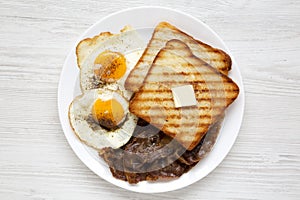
[0,0,299,199]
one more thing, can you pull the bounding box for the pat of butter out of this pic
[171,85,197,108]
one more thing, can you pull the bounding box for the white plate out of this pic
[58,6,245,193]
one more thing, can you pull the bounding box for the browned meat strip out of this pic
[99,118,222,184]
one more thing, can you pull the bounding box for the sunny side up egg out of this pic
[79,28,145,100]
[69,88,138,150]
[69,27,145,150]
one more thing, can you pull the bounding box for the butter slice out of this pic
[171,85,197,108]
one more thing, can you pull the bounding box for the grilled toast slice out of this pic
[129,40,239,150]
[125,21,232,92]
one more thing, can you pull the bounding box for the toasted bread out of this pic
[129,40,239,150]
[125,22,232,92]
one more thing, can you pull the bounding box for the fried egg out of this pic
[69,88,138,149]
[77,26,145,100]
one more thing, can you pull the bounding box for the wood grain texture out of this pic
[0,0,299,199]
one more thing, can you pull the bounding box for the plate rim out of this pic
[58,6,245,193]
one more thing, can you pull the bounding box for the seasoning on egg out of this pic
[92,98,125,129]
[93,50,127,83]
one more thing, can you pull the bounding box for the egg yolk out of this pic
[92,98,125,129]
[94,50,126,83]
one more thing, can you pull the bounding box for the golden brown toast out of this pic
[129,40,239,150]
[125,21,232,92]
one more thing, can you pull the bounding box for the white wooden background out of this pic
[0,0,299,199]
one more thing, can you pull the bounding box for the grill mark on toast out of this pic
[130,106,227,113]
[131,105,211,110]
[134,113,213,122]
[146,72,223,76]
[138,86,238,93]
[141,53,225,62]
[165,122,211,128]
[142,80,233,85]
[132,96,235,101]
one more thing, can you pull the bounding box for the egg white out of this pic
[80,29,145,100]
[69,88,138,150]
